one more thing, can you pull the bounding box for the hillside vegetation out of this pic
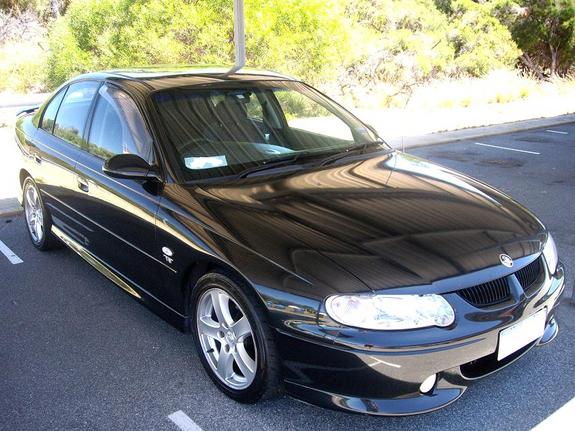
[1,0,575,108]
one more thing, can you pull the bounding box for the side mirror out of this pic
[103,154,161,181]
[366,124,378,135]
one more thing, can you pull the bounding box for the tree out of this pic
[503,0,575,76]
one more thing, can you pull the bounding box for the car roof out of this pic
[72,66,297,92]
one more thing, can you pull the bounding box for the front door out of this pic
[72,83,168,307]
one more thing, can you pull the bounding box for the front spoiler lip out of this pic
[286,380,466,417]
[279,265,565,416]
[284,316,560,416]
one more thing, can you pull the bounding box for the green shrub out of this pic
[345,0,456,84]
[460,96,472,107]
[447,0,521,76]
[340,0,521,105]
[45,0,353,89]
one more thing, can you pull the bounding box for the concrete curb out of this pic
[0,93,49,109]
[387,113,575,149]
[0,198,22,218]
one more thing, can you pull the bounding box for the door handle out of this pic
[77,177,89,192]
[33,154,42,164]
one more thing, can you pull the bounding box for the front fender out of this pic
[155,198,327,341]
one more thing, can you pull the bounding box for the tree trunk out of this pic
[520,53,546,80]
[549,45,559,77]
[50,0,61,18]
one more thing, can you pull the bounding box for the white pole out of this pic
[227,0,245,74]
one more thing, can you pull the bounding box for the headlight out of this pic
[542,233,558,274]
[325,293,455,330]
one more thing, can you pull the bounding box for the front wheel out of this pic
[191,271,281,403]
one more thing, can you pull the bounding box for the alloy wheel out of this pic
[196,288,258,390]
[24,183,44,243]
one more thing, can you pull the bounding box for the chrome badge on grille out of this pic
[499,254,513,267]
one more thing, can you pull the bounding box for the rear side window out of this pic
[87,84,154,162]
[41,88,67,132]
[53,81,100,147]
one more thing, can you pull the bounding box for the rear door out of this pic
[32,81,101,246]
[72,83,167,304]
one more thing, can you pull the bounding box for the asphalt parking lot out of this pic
[1,124,574,431]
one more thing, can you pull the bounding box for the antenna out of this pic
[226,0,245,74]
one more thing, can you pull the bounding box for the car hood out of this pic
[173,151,545,293]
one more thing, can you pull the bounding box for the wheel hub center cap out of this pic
[225,330,236,346]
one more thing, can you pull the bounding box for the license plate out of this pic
[497,309,547,361]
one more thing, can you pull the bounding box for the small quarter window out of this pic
[53,81,100,147]
[87,84,154,162]
[41,88,67,133]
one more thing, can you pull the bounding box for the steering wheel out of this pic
[177,138,214,157]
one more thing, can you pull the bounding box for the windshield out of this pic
[153,80,386,180]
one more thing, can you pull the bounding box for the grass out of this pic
[407,70,542,109]
[332,70,575,111]
[0,40,48,94]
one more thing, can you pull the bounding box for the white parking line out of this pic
[532,397,575,430]
[168,411,203,431]
[474,142,541,155]
[0,240,23,264]
[545,130,568,135]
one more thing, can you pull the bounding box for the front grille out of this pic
[515,257,542,294]
[458,277,511,307]
[457,257,544,308]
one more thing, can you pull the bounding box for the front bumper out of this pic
[276,263,565,416]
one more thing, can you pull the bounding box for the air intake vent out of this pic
[457,257,544,308]
[515,257,542,294]
[457,277,511,308]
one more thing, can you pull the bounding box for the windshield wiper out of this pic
[235,154,303,178]
[235,141,386,178]
[318,141,385,166]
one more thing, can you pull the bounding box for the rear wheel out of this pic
[191,271,281,403]
[23,177,60,251]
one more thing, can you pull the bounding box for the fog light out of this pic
[420,374,437,394]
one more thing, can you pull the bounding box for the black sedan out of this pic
[14,67,565,415]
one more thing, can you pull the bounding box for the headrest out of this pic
[215,96,247,123]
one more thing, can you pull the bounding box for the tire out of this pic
[190,270,282,403]
[22,177,60,251]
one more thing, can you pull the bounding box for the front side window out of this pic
[153,80,383,180]
[41,88,67,133]
[87,85,154,162]
[53,81,100,147]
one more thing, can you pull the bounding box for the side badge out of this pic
[162,246,174,264]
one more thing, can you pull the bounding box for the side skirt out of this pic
[51,225,188,331]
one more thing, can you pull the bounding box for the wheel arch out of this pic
[18,169,32,205]
[19,168,31,188]
[181,257,266,332]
